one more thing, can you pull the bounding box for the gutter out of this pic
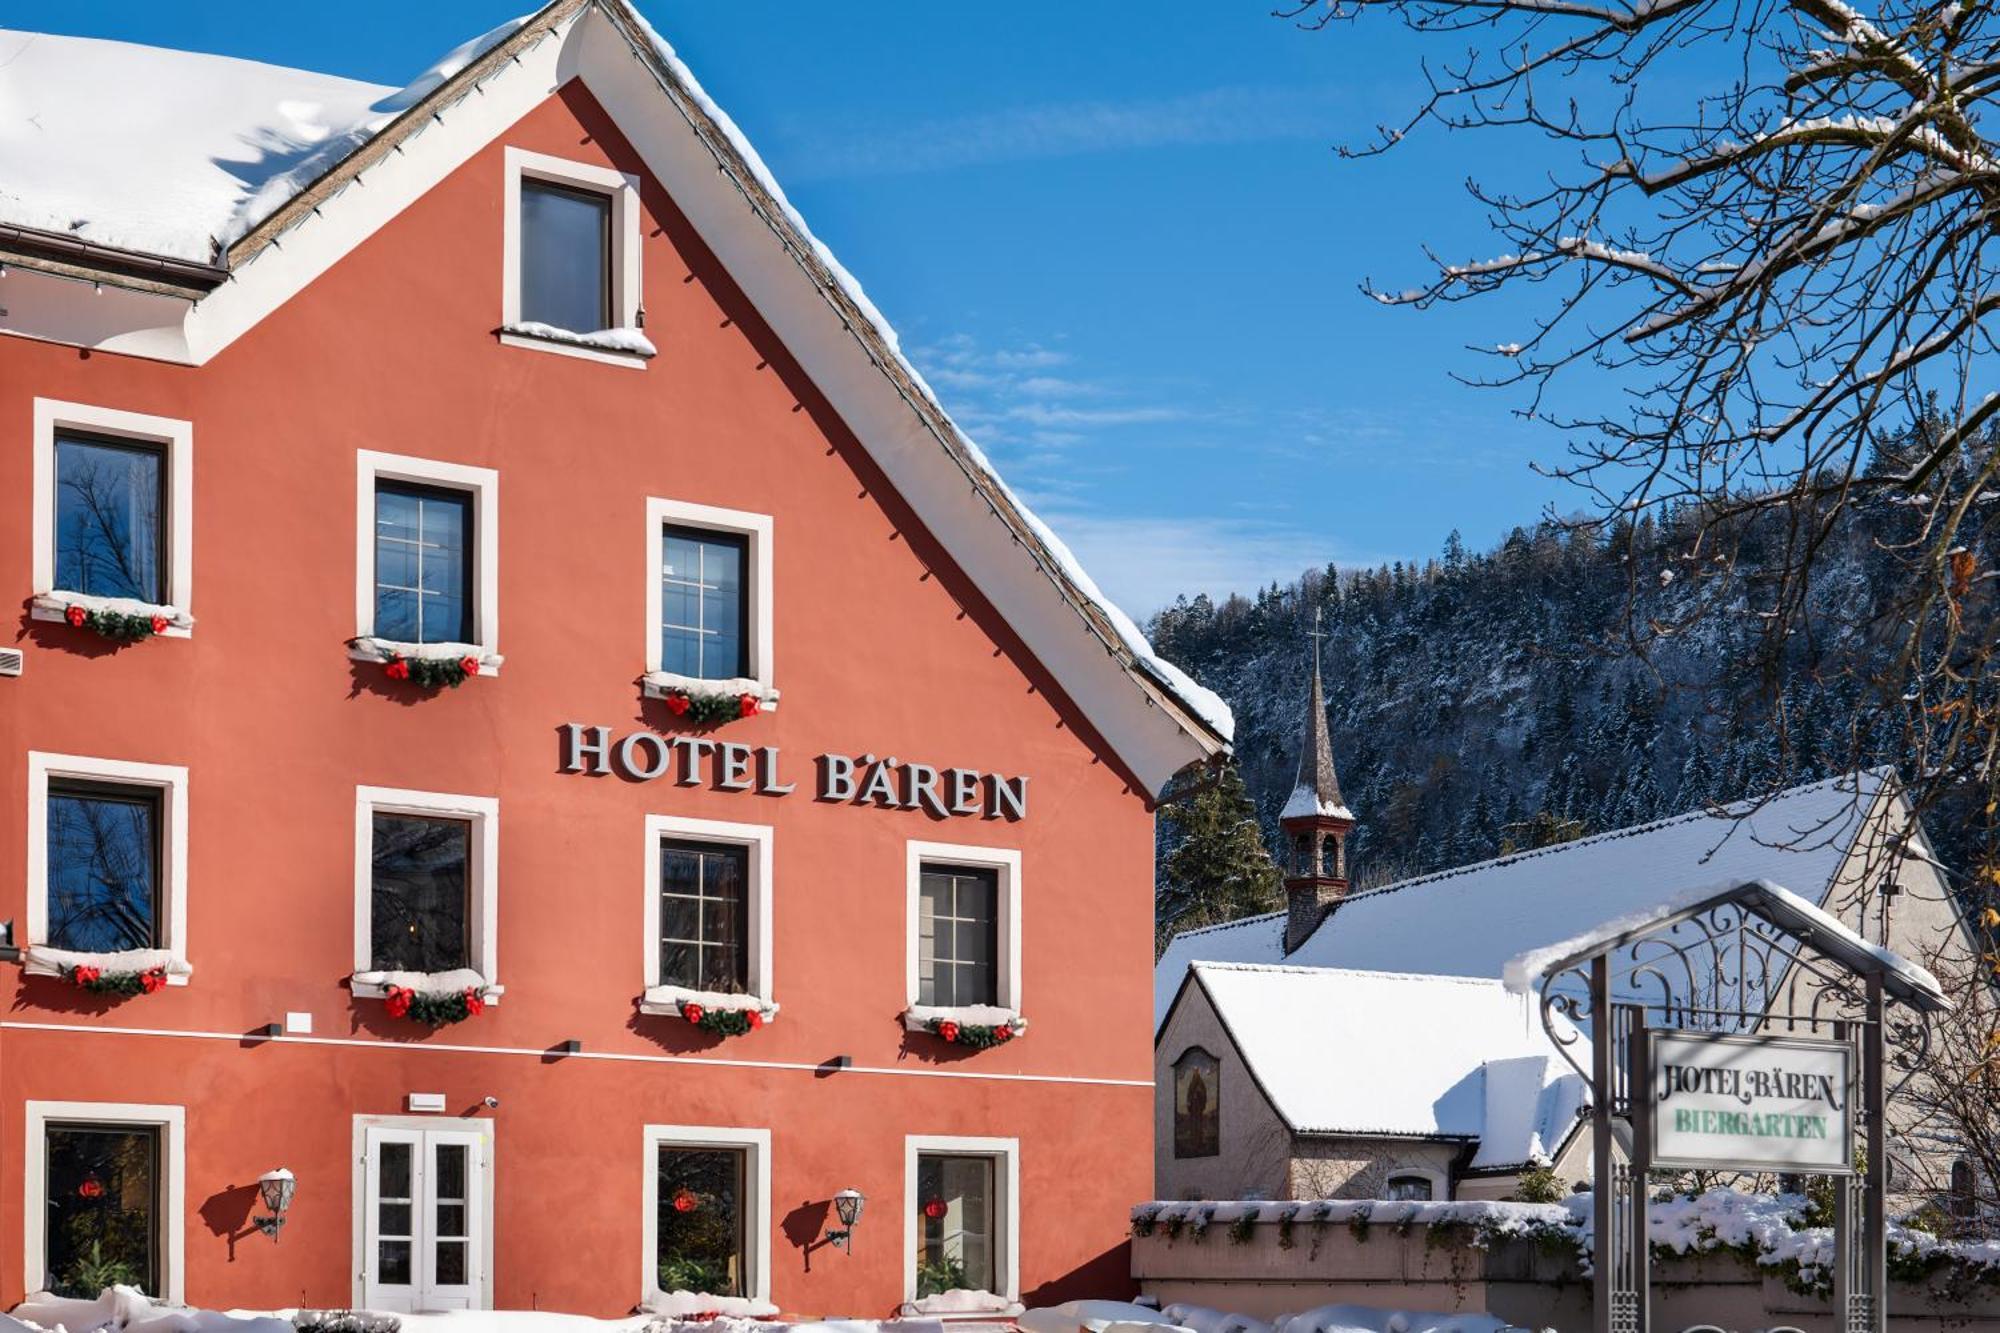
[0,223,227,297]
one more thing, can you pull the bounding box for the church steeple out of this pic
[1279,610,1356,953]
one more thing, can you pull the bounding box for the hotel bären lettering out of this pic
[1650,1032,1854,1173]
[0,1,1230,1317]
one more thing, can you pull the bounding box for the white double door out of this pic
[362,1125,487,1312]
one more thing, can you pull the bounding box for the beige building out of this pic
[1155,651,1975,1204]
[1155,962,1590,1202]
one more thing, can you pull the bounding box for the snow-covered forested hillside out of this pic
[1146,434,1992,915]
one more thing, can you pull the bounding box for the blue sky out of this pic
[39,2,1581,613]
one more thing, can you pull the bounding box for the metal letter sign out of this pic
[1651,1032,1853,1174]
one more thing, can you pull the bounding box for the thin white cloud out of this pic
[778,84,1351,180]
[1031,508,1361,618]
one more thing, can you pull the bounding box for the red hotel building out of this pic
[0,2,1229,1318]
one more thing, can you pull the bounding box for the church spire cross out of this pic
[1279,605,1356,954]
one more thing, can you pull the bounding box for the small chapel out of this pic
[1151,632,1964,1202]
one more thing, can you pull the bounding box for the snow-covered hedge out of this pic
[1133,1190,2000,1295]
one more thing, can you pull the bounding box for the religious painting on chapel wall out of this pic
[1173,1047,1220,1158]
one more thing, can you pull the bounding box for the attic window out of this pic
[501,148,648,367]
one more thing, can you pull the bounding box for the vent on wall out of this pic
[0,648,20,677]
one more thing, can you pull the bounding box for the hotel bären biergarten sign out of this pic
[559,723,1030,820]
[1650,1031,1853,1173]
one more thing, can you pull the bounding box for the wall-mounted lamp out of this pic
[253,1168,296,1242]
[824,1188,865,1252]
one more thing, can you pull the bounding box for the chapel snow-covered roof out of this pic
[0,3,1233,780]
[1181,962,1587,1165]
[1156,769,1896,1025]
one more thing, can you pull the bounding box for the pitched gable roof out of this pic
[1186,962,1588,1167]
[0,2,1231,792]
[1156,770,1897,1024]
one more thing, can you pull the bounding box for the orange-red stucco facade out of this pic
[0,14,1219,1318]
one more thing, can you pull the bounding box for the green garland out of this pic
[926,1017,1022,1048]
[64,965,168,995]
[683,1004,764,1037]
[660,689,762,724]
[383,985,485,1026]
[377,652,480,690]
[62,605,165,642]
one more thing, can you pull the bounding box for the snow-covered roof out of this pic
[1156,770,1894,1025]
[0,25,523,262]
[1502,875,1949,1010]
[0,2,1233,782]
[1280,784,1355,822]
[1182,962,1587,1165]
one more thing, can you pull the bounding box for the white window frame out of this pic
[353,787,502,1000]
[351,1114,497,1312]
[641,1124,771,1308]
[905,841,1022,1017]
[1383,1166,1449,1201]
[31,399,195,635]
[903,1134,1019,1307]
[25,752,190,981]
[639,814,774,1015]
[25,1100,186,1304]
[643,498,776,707]
[500,147,645,367]
[353,450,501,673]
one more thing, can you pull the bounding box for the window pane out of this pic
[379,1241,412,1286]
[45,1124,160,1298]
[1385,1175,1434,1202]
[520,180,611,333]
[656,1147,746,1297]
[371,814,471,973]
[47,783,160,954]
[658,841,749,992]
[375,483,473,645]
[660,526,750,680]
[917,866,999,1007]
[917,1154,996,1297]
[54,435,164,603]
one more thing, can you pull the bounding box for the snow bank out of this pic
[1278,1308,1513,1333]
[1018,1302,1182,1333]
[1161,1305,1273,1333]
[352,968,492,997]
[23,946,193,981]
[897,1291,1019,1316]
[639,1294,778,1320]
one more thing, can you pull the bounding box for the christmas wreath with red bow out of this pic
[658,690,762,725]
[678,1000,766,1038]
[927,1017,1022,1049]
[62,604,170,642]
[384,984,487,1027]
[64,963,169,996]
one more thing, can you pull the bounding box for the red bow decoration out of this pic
[937,1020,961,1044]
[464,987,486,1017]
[64,605,87,628]
[682,1002,706,1024]
[664,694,691,716]
[384,985,414,1019]
[139,968,167,994]
[72,965,102,986]
[748,1010,764,1029]
[739,694,761,718]
[385,657,411,682]
[459,656,480,677]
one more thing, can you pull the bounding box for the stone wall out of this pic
[1131,1215,2000,1332]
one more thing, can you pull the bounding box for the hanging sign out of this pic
[1650,1031,1853,1173]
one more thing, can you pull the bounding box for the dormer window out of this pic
[500,148,648,367]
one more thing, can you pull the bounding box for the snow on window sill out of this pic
[351,969,503,1004]
[640,1291,779,1319]
[22,945,193,986]
[641,672,779,710]
[638,984,779,1020]
[898,1290,1024,1318]
[498,322,655,368]
[347,638,503,676]
[33,593,193,638]
[901,1004,1028,1034]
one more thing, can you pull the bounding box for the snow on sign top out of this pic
[0,6,1232,759]
[1186,963,1588,1165]
[1155,770,1896,1025]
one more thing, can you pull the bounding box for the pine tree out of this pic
[1157,764,1283,949]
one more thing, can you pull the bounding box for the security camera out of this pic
[483,1095,500,1109]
